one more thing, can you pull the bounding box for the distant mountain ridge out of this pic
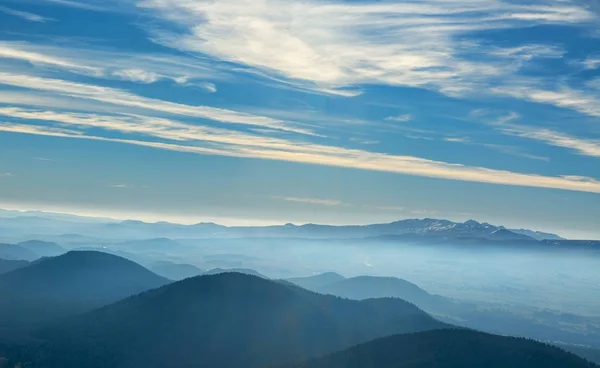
[1,209,568,241]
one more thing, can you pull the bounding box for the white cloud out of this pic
[492,86,600,118]
[502,126,600,158]
[0,5,51,22]
[480,143,550,162]
[444,137,470,143]
[139,0,591,96]
[385,114,412,122]
[108,184,131,188]
[489,45,564,61]
[0,172,13,177]
[33,157,55,161]
[583,58,600,70]
[41,0,114,12]
[0,41,226,86]
[0,43,101,76]
[366,205,406,212]
[411,209,439,215]
[112,68,160,83]
[2,112,600,194]
[272,196,346,207]
[200,82,217,93]
[0,73,314,135]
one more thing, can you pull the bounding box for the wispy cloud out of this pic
[480,143,550,162]
[0,5,51,22]
[444,137,470,143]
[502,126,600,158]
[0,172,13,177]
[350,137,379,145]
[272,196,347,207]
[2,113,600,194]
[139,0,591,96]
[108,184,131,189]
[33,157,55,161]
[0,42,102,76]
[200,82,217,93]
[492,86,600,119]
[366,205,405,212]
[0,73,315,135]
[385,114,412,123]
[0,41,227,86]
[410,209,439,215]
[583,57,600,70]
[111,68,160,84]
[41,0,114,12]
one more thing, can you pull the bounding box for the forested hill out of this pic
[289,329,598,368]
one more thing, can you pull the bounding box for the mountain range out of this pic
[0,252,596,368]
[4,273,446,368]
[286,273,600,349]
[0,209,570,242]
[288,274,447,312]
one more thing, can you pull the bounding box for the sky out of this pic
[0,0,599,238]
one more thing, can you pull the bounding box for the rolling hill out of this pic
[17,241,66,257]
[0,251,169,333]
[287,272,346,289]
[0,244,38,261]
[204,267,267,278]
[3,273,447,368]
[150,261,204,280]
[289,329,597,368]
[289,274,449,311]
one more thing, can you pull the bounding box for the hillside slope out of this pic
[290,329,598,368]
[4,273,447,368]
[0,251,169,333]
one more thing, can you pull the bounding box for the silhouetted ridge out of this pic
[290,329,598,368]
[0,251,169,335]
[6,273,447,368]
[0,251,168,299]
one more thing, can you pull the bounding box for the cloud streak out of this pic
[492,86,600,119]
[0,72,315,135]
[272,196,346,207]
[0,41,228,86]
[385,114,413,123]
[1,110,600,194]
[502,126,600,158]
[0,5,51,22]
[139,0,592,96]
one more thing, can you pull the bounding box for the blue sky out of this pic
[0,0,599,238]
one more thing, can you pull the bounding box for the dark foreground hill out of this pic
[289,329,598,368]
[2,273,446,368]
[0,251,169,334]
